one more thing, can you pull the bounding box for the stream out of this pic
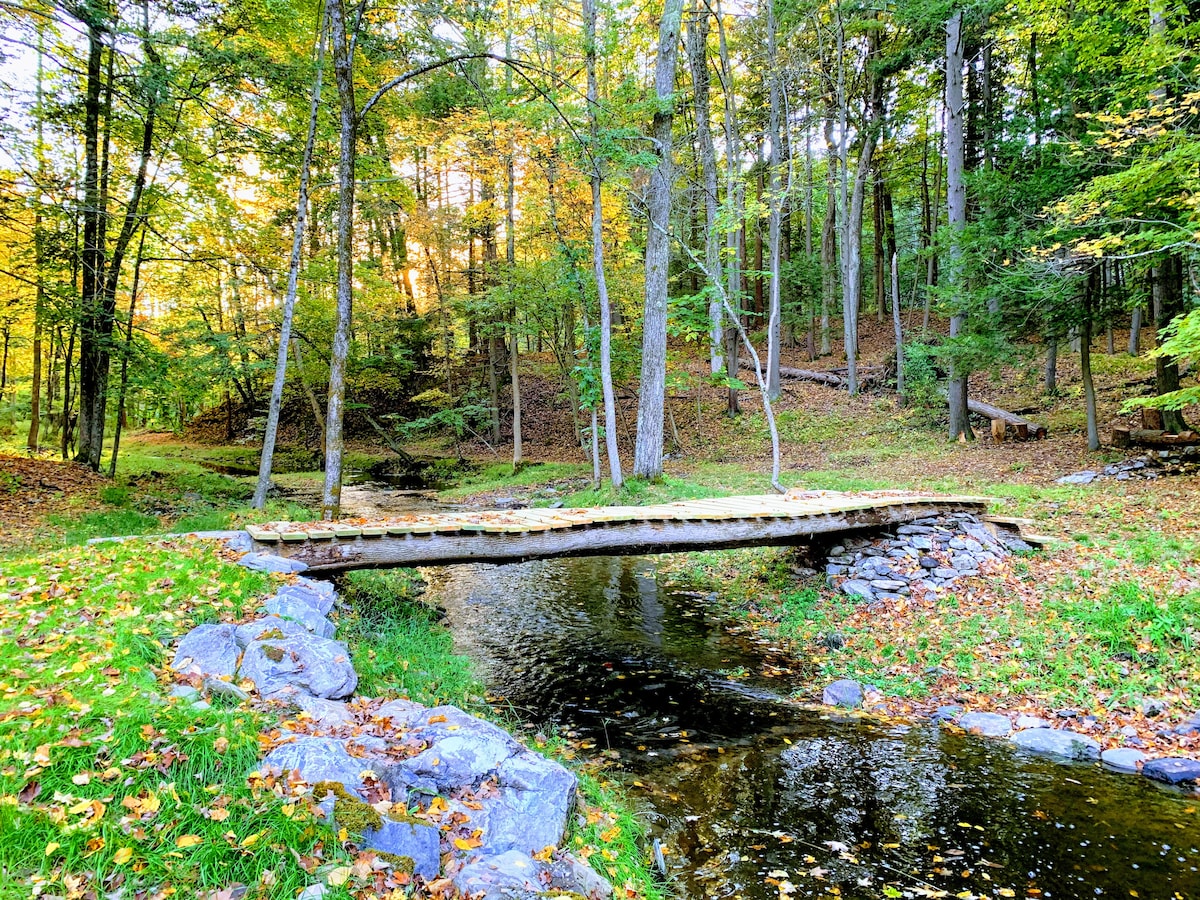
[417,555,1200,900]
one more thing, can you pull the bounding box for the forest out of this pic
[3,3,1200,898]
[1,0,1198,512]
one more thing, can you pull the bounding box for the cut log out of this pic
[991,418,1006,443]
[1113,427,1200,448]
[967,398,1047,440]
[1141,408,1164,431]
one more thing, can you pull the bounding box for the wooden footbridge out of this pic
[244,490,1000,573]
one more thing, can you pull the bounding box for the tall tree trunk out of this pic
[1044,339,1058,395]
[586,0,623,488]
[1128,306,1142,356]
[320,0,357,520]
[633,0,686,480]
[254,12,327,509]
[820,110,836,357]
[945,8,972,441]
[686,3,723,376]
[764,0,783,400]
[1153,256,1188,432]
[892,251,904,406]
[27,34,47,452]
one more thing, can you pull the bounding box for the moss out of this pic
[375,852,415,873]
[258,627,286,641]
[312,780,383,834]
[384,807,425,826]
[263,644,286,662]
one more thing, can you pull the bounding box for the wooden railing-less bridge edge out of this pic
[244,492,996,573]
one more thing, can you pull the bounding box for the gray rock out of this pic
[1142,697,1169,717]
[932,567,959,580]
[825,564,848,577]
[548,854,614,900]
[1101,748,1147,773]
[406,705,519,748]
[375,698,428,730]
[869,579,908,591]
[950,555,979,572]
[362,818,441,878]
[1174,713,1200,736]
[822,679,864,708]
[294,577,335,600]
[909,536,934,551]
[203,676,251,701]
[263,596,336,639]
[958,712,1012,737]
[452,850,547,900]
[276,584,336,616]
[297,885,327,900]
[239,634,357,700]
[1141,757,1200,786]
[401,732,518,789]
[841,580,874,601]
[919,556,939,569]
[169,683,201,702]
[235,616,311,648]
[1010,728,1101,760]
[239,552,308,573]
[1014,715,1050,730]
[932,704,964,722]
[897,524,935,535]
[260,737,369,794]
[172,624,239,678]
[1056,471,1097,485]
[293,694,356,729]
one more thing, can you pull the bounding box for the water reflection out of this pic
[425,556,1200,899]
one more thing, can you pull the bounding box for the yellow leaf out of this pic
[240,832,262,848]
[71,660,88,673]
[113,847,133,865]
[175,834,203,849]
[209,807,229,822]
[44,842,60,856]
[72,773,90,786]
[326,866,353,887]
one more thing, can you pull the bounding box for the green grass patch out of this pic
[0,539,346,900]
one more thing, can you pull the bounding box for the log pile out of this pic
[1111,426,1200,449]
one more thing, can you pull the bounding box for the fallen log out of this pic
[1112,426,1200,449]
[762,362,846,387]
[967,399,1048,440]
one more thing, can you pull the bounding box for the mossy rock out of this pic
[313,780,383,833]
[376,852,416,874]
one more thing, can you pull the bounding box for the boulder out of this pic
[840,580,874,601]
[1141,757,1200,786]
[547,854,614,899]
[260,737,370,794]
[235,616,311,648]
[483,752,578,854]
[822,679,864,709]
[262,596,336,639]
[172,624,239,678]
[375,698,428,730]
[202,676,251,702]
[362,817,441,879]
[276,584,336,617]
[1010,728,1101,761]
[1100,748,1147,773]
[958,712,1012,737]
[239,634,357,700]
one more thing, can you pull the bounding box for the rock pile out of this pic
[822,513,1030,603]
[170,547,611,900]
[1057,446,1200,485]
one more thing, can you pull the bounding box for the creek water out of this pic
[419,554,1200,900]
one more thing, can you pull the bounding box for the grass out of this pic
[0,538,348,900]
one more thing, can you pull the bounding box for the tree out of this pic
[944,7,971,441]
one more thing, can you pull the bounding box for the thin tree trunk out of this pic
[585,0,623,488]
[254,12,327,509]
[1082,270,1099,451]
[820,110,836,357]
[633,0,686,480]
[1045,339,1058,395]
[945,9,972,441]
[686,3,723,376]
[1128,306,1142,356]
[716,0,740,415]
[320,0,357,520]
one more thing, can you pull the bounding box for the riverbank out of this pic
[0,535,664,900]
